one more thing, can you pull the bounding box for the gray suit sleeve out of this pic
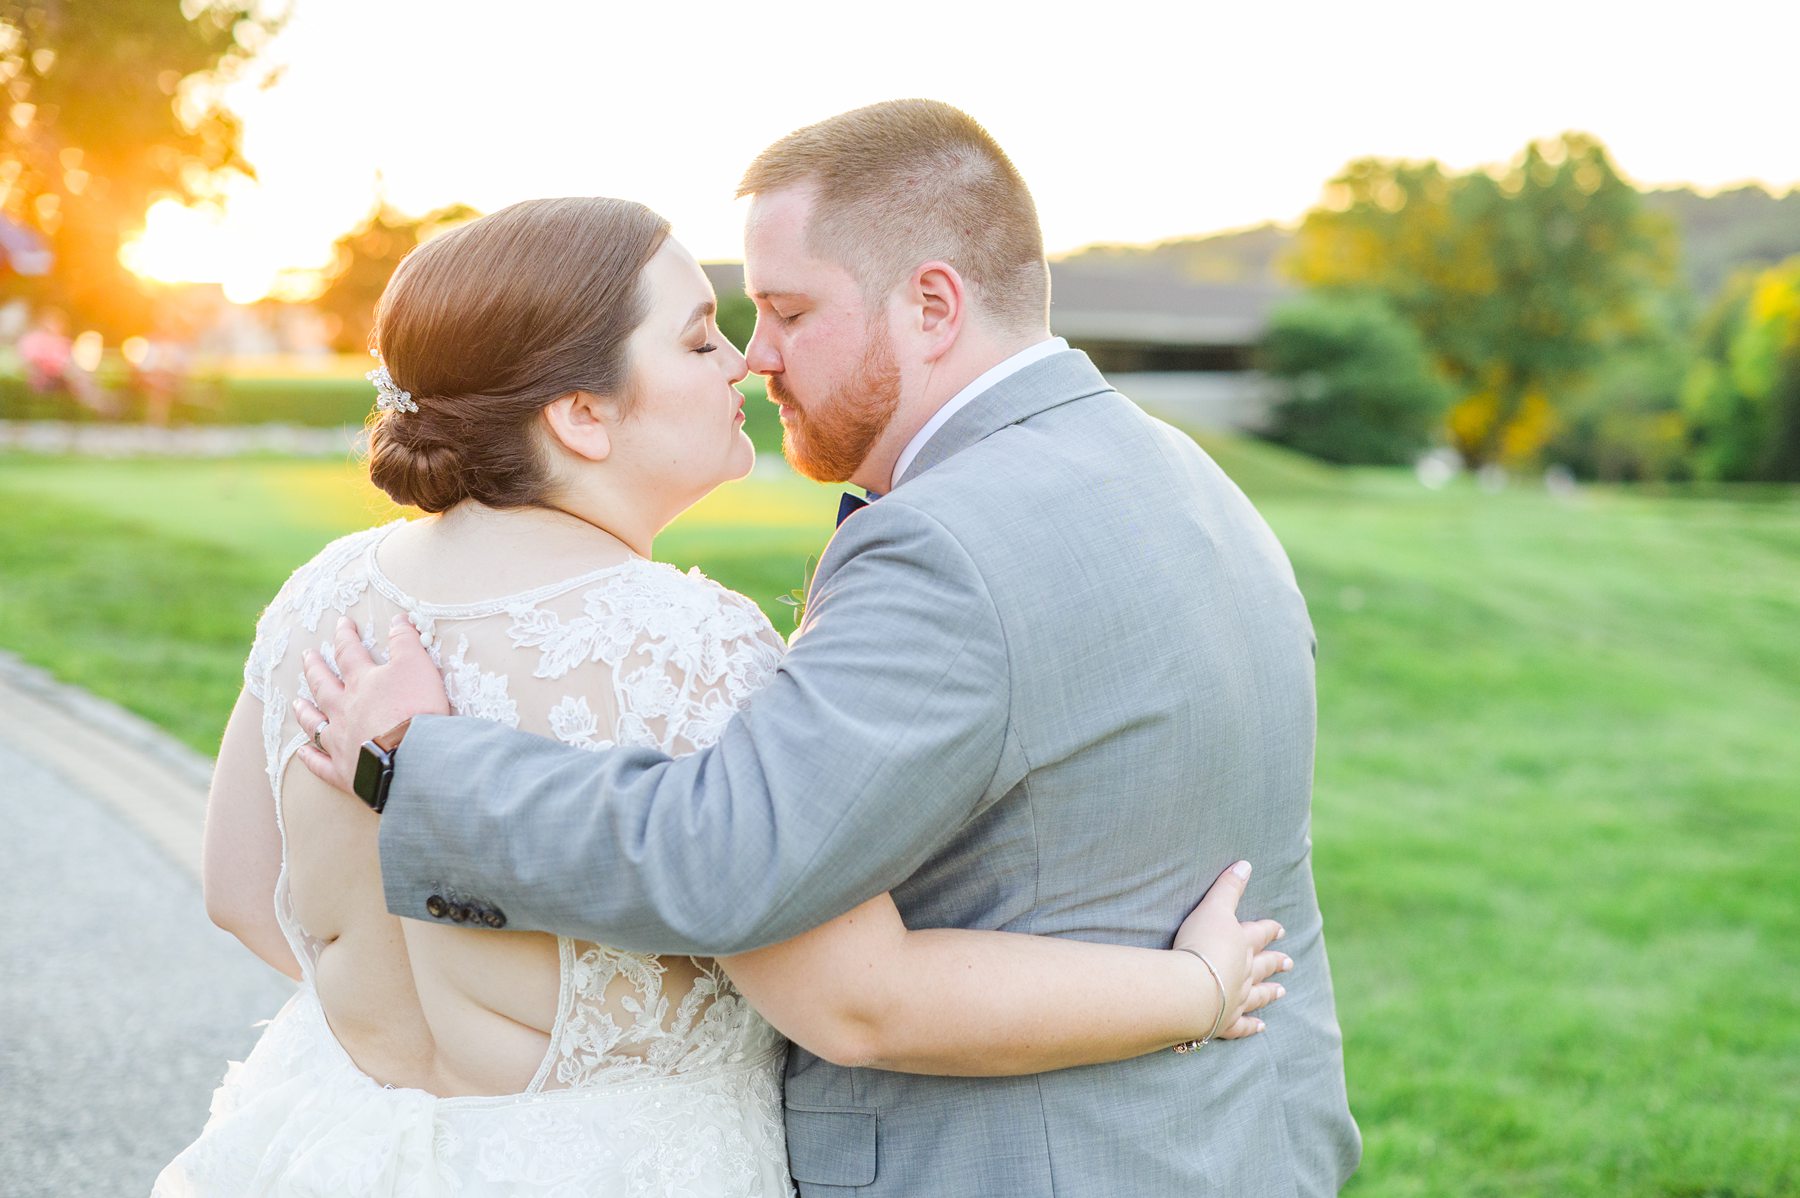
[378,498,1012,955]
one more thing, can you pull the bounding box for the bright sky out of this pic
[124,0,1800,303]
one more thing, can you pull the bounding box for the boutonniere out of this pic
[776,554,820,630]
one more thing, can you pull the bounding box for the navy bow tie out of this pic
[836,491,875,527]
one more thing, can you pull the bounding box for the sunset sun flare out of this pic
[120,197,326,305]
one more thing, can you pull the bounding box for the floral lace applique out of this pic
[544,945,780,1091]
[508,561,784,756]
[246,623,289,705]
[439,634,519,727]
[260,677,289,795]
[243,524,393,699]
[280,525,384,633]
[548,695,615,752]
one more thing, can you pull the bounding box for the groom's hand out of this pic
[292,614,450,796]
[1174,860,1294,1040]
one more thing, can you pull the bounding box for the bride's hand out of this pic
[1172,860,1293,1041]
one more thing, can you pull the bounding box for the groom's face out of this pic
[742,187,903,484]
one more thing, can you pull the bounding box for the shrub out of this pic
[1261,293,1454,465]
[1549,296,1696,483]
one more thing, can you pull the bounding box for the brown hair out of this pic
[366,197,671,513]
[737,99,1049,332]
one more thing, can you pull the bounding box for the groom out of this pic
[305,100,1359,1194]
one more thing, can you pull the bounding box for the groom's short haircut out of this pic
[738,99,1050,333]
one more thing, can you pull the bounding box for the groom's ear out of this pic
[907,260,965,362]
[539,390,614,464]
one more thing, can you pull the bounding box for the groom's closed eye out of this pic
[752,291,806,322]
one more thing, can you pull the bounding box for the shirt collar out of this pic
[885,336,1067,492]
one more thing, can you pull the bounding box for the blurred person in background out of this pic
[127,312,194,426]
[18,307,113,416]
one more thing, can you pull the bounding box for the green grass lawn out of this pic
[0,440,1795,1196]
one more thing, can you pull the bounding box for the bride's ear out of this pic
[540,390,615,463]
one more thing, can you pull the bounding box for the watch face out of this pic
[353,741,392,811]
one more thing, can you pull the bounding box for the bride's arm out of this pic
[203,688,302,981]
[719,861,1290,1076]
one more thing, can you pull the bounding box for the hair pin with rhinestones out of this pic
[366,349,418,414]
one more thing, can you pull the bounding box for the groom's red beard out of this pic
[769,328,901,484]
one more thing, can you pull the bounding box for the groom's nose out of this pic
[744,318,782,377]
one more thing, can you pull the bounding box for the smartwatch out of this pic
[352,720,411,814]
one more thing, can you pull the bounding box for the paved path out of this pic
[0,655,293,1197]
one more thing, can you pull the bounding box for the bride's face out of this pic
[608,239,756,517]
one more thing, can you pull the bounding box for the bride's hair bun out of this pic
[367,413,477,514]
[363,197,671,514]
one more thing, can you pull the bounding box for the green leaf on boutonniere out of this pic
[775,554,820,629]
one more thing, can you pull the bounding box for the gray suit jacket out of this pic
[381,350,1360,1195]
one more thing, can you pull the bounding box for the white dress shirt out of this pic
[886,337,1068,491]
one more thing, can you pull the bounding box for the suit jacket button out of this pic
[482,908,506,929]
[425,895,448,919]
[453,904,474,923]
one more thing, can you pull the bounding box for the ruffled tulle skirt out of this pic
[154,987,794,1197]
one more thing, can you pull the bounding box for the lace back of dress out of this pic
[242,522,789,1089]
[538,942,782,1090]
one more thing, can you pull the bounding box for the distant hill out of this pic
[1641,184,1800,297]
[1053,222,1292,287]
[1055,185,1800,301]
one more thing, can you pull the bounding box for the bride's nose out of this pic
[723,341,749,385]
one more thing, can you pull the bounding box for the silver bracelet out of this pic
[1171,948,1229,1053]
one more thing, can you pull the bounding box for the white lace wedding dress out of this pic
[155,520,796,1197]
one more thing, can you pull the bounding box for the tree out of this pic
[1287,133,1676,468]
[1260,292,1454,465]
[1683,258,1800,482]
[0,0,285,336]
[311,201,480,353]
[1546,296,1693,483]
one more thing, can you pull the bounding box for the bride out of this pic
[155,197,1291,1196]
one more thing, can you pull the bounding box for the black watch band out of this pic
[353,739,397,814]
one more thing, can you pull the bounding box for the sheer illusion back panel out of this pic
[240,521,789,1098]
